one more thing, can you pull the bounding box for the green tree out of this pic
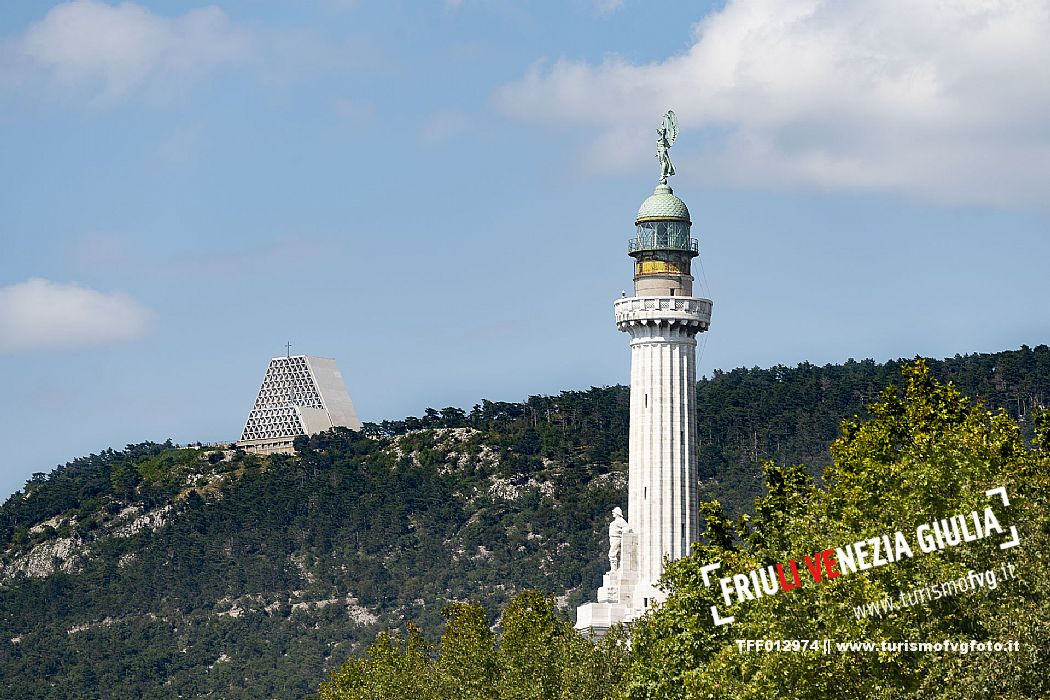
[495,591,570,700]
[556,625,630,700]
[319,624,434,700]
[318,591,630,700]
[433,602,497,700]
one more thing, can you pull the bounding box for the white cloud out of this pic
[12,0,251,102]
[494,0,1050,208]
[0,278,153,352]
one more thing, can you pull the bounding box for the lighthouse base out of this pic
[575,531,646,637]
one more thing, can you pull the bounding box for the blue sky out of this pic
[1,0,1049,498]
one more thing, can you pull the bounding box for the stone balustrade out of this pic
[614,295,713,329]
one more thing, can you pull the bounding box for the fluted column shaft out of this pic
[625,320,699,598]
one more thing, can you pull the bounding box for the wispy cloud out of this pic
[10,1,251,103]
[494,0,1050,208]
[594,0,625,14]
[59,231,347,284]
[334,97,374,125]
[2,1,379,106]
[0,278,153,352]
[151,122,206,166]
[419,110,472,145]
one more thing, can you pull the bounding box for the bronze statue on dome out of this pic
[656,110,678,185]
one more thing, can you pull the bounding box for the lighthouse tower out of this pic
[576,111,713,636]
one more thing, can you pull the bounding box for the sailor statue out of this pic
[608,507,629,571]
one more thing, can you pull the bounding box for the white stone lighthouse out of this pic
[576,111,713,636]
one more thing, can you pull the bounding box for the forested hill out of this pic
[0,344,1047,698]
[364,343,1049,514]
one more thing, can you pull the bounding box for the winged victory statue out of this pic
[656,110,678,184]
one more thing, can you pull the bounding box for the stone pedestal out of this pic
[574,601,627,638]
[575,531,638,637]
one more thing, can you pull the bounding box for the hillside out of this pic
[0,345,1047,698]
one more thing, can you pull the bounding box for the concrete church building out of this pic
[237,354,361,454]
[576,111,713,636]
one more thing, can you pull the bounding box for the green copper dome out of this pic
[635,184,690,224]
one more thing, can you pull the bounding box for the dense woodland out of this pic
[365,344,1049,514]
[0,345,1047,698]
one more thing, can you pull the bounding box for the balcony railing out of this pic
[614,296,713,326]
[627,237,699,254]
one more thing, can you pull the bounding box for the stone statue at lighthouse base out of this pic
[575,511,640,637]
